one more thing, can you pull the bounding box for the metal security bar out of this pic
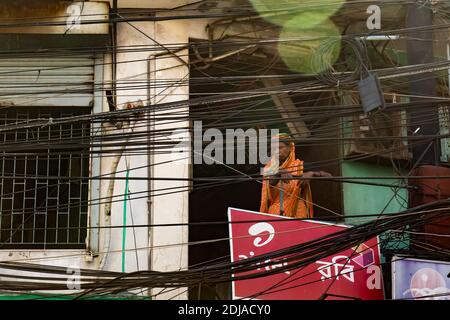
[0,107,91,249]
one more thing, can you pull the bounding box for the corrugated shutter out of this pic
[0,56,95,107]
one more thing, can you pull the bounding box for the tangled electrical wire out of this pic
[313,37,371,89]
[0,199,448,299]
[0,0,449,301]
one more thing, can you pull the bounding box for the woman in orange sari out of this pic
[260,134,331,219]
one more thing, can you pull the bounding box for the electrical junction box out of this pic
[358,72,386,113]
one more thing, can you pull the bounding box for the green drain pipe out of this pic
[121,169,130,273]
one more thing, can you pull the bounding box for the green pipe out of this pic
[121,169,130,273]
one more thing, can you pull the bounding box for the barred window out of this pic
[0,107,91,249]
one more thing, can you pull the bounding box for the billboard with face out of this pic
[392,256,450,300]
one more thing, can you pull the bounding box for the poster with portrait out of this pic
[392,256,450,300]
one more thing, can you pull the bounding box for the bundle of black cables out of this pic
[0,198,448,299]
[313,37,371,89]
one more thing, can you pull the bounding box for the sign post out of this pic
[228,208,384,300]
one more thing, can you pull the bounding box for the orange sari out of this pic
[259,141,313,219]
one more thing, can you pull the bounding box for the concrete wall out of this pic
[0,0,213,299]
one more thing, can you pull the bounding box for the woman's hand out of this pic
[278,169,294,179]
[302,171,332,181]
[302,171,315,179]
[314,171,332,177]
[265,169,294,186]
[265,170,332,186]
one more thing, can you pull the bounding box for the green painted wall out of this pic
[342,161,410,254]
[342,161,408,221]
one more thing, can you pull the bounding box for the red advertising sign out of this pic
[228,208,384,300]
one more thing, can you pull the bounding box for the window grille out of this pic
[0,107,91,249]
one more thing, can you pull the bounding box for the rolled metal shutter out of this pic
[0,56,95,107]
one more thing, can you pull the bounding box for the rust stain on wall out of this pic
[0,0,69,20]
[0,0,109,34]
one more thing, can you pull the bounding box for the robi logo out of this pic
[248,222,275,247]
